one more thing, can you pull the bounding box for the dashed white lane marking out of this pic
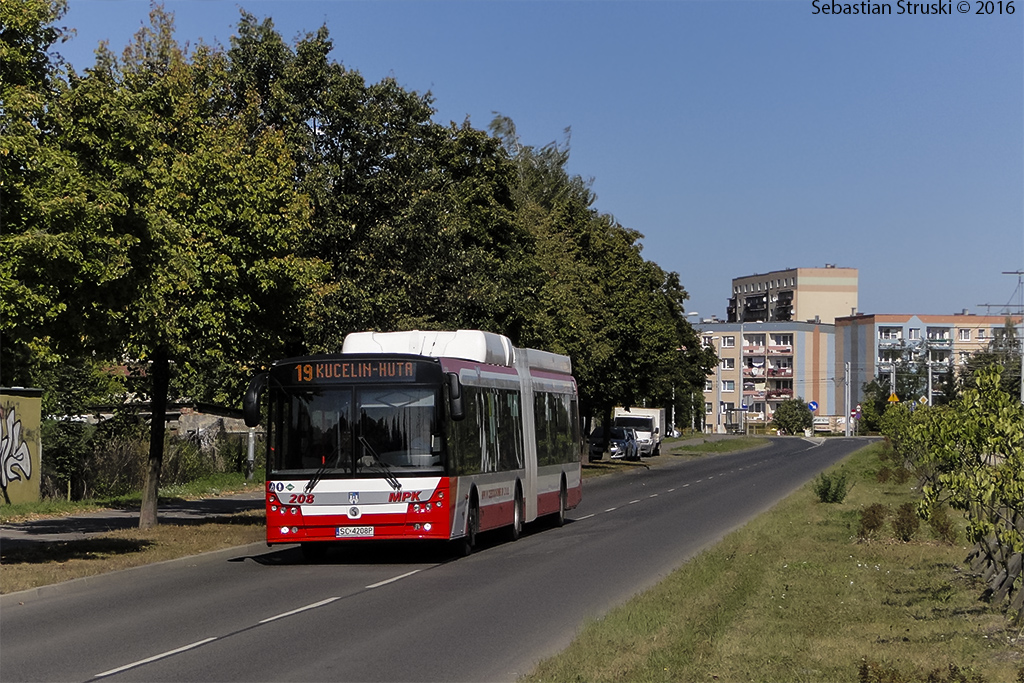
[95,638,218,678]
[366,569,421,589]
[95,565,431,679]
[260,597,341,624]
[628,499,640,505]
[576,513,595,521]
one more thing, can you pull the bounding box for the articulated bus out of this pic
[243,330,582,558]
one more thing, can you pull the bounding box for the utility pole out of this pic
[927,362,932,406]
[844,361,851,437]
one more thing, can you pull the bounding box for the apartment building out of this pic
[835,312,1023,406]
[727,265,858,325]
[698,321,836,433]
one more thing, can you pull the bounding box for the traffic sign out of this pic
[807,401,818,412]
[888,393,899,403]
[919,396,928,405]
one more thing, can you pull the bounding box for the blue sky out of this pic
[56,0,1024,321]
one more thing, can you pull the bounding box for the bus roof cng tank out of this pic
[342,330,515,366]
[341,330,571,374]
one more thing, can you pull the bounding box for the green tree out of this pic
[958,317,1022,399]
[224,14,534,349]
[489,116,712,430]
[909,366,1024,624]
[771,398,813,435]
[3,7,320,525]
[0,0,82,383]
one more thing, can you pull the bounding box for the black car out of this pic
[588,426,606,461]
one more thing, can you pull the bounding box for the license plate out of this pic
[336,526,374,538]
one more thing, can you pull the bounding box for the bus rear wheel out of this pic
[509,485,524,542]
[555,480,567,527]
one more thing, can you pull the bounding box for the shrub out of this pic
[927,503,958,545]
[858,503,889,539]
[876,466,892,483]
[893,502,920,542]
[812,469,851,503]
[892,466,913,484]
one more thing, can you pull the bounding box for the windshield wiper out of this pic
[304,462,329,494]
[304,448,339,494]
[358,436,402,491]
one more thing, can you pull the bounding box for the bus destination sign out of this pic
[289,360,418,384]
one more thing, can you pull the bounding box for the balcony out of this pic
[766,388,794,400]
[767,367,793,377]
[767,345,792,355]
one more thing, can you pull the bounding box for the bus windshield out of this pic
[269,385,443,477]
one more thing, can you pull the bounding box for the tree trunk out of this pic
[139,346,170,529]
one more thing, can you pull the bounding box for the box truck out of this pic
[613,407,666,456]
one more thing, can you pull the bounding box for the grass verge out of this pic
[668,436,767,456]
[0,472,263,524]
[524,442,1024,683]
[1,510,264,594]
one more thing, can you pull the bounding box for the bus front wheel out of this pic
[458,497,479,557]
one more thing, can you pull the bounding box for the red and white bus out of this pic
[243,330,582,558]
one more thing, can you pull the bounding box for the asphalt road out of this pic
[1,437,868,682]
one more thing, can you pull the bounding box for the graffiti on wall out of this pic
[1,405,33,504]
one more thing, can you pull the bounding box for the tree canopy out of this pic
[2,1,713,521]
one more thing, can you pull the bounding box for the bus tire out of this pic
[555,478,567,527]
[458,494,479,557]
[509,484,524,542]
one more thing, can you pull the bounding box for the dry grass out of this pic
[524,443,1024,683]
[1,510,264,594]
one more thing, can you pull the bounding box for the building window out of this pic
[930,350,950,363]
[721,358,735,370]
[771,334,793,346]
[879,327,902,340]
[704,380,713,392]
[721,402,735,413]
[958,329,971,342]
[705,402,713,415]
[927,327,950,341]
[978,329,986,340]
[722,336,735,348]
[722,380,735,392]
[909,328,921,340]
[879,349,902,364]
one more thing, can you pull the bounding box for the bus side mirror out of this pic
[243,373,268,428]
[447,372,465,421]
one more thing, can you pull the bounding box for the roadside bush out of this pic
[813,469,851,503]
[893,502,920,542]
[858,503,889,539]
[40,419,95,500]
[927,503,958,545]
[892,466,913,485]
[161,436,213,487]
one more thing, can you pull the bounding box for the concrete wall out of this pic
[1,388,43,504]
